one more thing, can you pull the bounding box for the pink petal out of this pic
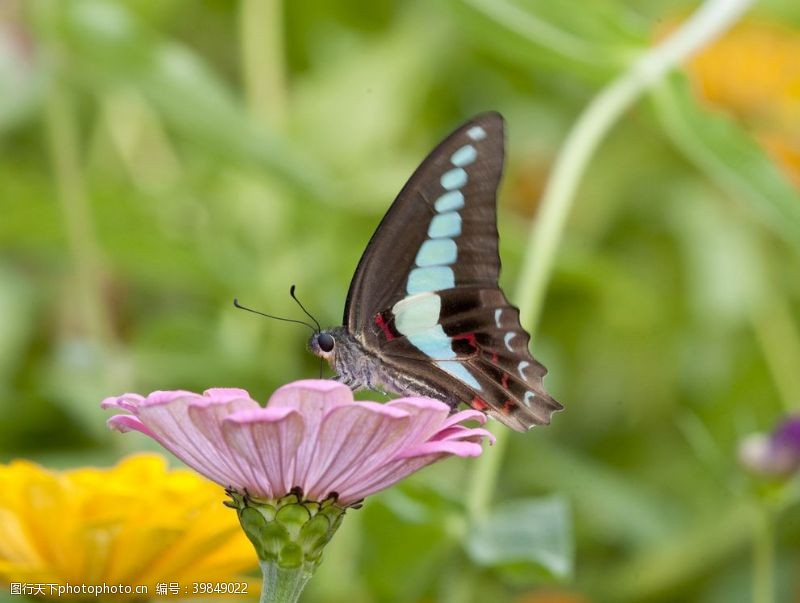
[339,441,484,502]
[432,425,496,445]
[187,393,262,490]
[102,381,494,506]
[139,390,199,407]
[301,402,410,500]
[106,415,155,437]
[267,380,354,487]
[384,398,452,444]
[442,408,488,428]
[202,388,253,402]
[397,440,486,460]
[222,407,305,498]
[135,393,248,488]
[336,417,492,503]
[100,393,145,412]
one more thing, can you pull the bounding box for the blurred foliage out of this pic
[1,0,800,601]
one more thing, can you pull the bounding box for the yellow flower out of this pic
[682,20,800,187]
[0,454,258,598]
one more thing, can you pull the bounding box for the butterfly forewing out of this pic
[343,112,561,431]
[344,113,503,332]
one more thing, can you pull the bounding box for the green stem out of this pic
[239,0,287,130]
[42,55,113,347]
[461,0,616,66]
[259,562,312,603]
[751,293,800,412]
[466,0,754,521]
[752,503,774,603]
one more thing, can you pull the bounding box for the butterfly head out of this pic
[308,329,338,366]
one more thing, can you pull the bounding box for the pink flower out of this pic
[102,380,494,505]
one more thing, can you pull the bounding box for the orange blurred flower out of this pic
[0,455,258,599]
[682,20,800,187]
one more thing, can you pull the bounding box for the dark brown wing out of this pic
[344,112,503,332]
[373,287,562,431]
[343,113,561,431]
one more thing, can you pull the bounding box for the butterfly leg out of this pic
[332,372,365,391]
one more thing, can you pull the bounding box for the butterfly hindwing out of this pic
[372,287,562,429]
[343,112,561,430]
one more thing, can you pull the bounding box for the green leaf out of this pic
[466,496,572,582]
[652,76,800,251]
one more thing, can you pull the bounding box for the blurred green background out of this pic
[1,0,800,601]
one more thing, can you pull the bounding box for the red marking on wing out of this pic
[501,399,517,415]
[471,397,488,411]
[375,313,396,341]
[454,332,478,349]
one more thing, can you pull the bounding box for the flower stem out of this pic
[752,502,775,603]
[259,561,312,603]
[466,0,754,521]
[239,0,287,130]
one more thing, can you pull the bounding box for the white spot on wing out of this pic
[494,309,502,328]
[524,391,535,406]
[467,125,487,141]
[504,332,516,352]
[517,361,530,380]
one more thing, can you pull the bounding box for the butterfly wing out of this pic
[344,113,561,431]
[344,113,502,329]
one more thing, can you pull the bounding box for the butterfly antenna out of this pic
[289,285,322,333]
[233,299,316,333]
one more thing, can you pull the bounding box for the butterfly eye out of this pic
[318,333,335,353]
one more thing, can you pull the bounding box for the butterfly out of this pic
[309,112,562,431]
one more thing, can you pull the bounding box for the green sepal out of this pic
[227,489,348,573]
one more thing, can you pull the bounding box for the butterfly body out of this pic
[310,113,562,431]
[310,327,440,399]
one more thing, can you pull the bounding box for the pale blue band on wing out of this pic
[406,266,455,295]
[441,168,467,190]
[434,191,465,212]
[428,212,462,238]
[415,239,457,267]
[408,326,456,360]
[436,360,482,389]
[393,293,440,333]
[451,144,477,167]
[389,123,490,393]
